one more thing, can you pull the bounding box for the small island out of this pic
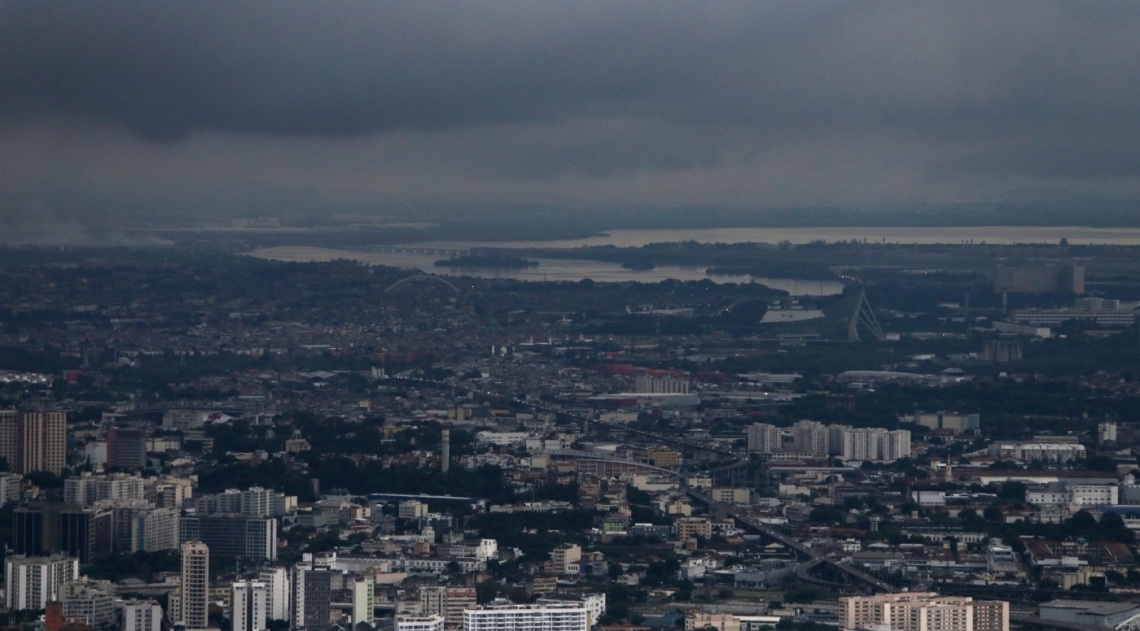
[434,254,540,268]
[621,261,656,271]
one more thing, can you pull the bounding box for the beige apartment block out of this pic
[180,542,210,631]
[840,593,1008,631]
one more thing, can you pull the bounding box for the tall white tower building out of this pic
[259,567,290,622]
[353,575,375,625]
[232,581,268,631]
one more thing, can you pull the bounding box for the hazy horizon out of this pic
[4,1,1140,234]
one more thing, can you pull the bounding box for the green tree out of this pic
[983,505,1004,522]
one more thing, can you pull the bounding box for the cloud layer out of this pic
[3,1,1140,220]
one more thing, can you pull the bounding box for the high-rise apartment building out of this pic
[102,498,151,552]
[154,480,193,508]
[419,586,447,623]
[0,471,22,504]
[65,473,146,507]
[107,427,148,469]
[840,593,1008,631]
[792,420,829,456]
[179,515,277,560]
[0,409,17,471]
[242,487,276,517]
[0,410,67,475]
[60,506,114,564]
[840,428,911,463]
[828,425,851,456]
[233,581,268,631]
[181,542,210,631]
[885,430,912,461]
[193,489,244,515]
[122,600,163,631]
[259,567,290,622]
[4,554,80,611]
[168,588,182,625]
[61,581,116,627]
[133,507,181,552]
[746,423,781,453]
[16,503,114,563]
[1099,422,1118,445]
[419,586,476,630]
[291,564,331,631]
[445,588,476,629]
[352,575,375,626]
[634,376,690,394]
[841,428,887,462]
[21,411,67,475]
[462,603,589,631]
[188,487,294,517]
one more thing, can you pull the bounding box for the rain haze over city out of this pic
[3,4,1140,631]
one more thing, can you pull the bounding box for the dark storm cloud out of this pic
[3,1,723,138]
[3,3,1139,138]
[3,0,1140,206]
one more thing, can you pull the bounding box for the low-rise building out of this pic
[710,488,750,504]
[674,517,712,540]
[398,615,445,631]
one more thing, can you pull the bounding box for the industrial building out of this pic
[993,264,1084,294]
[914,412,980,434]
[1038,600,1140,629]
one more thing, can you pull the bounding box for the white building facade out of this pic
[463,603,589,631]
[122,600,163,631]
[4,555,80,611]
[259,567,290,622]
[353,576,375,625]
[399,615,445,631]
[232,581,268,631]
[747,424,781,453]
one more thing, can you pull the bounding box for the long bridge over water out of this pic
[367,246,469,256]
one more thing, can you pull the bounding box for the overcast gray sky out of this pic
[2,1,1140,225]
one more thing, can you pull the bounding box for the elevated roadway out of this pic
[686,489,895,593]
